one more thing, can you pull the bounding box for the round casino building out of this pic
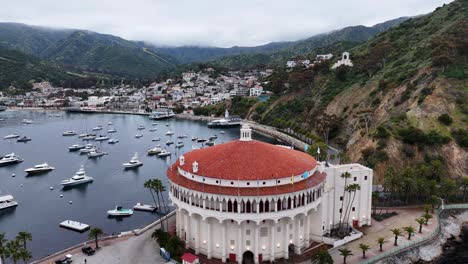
[167,125,373,263]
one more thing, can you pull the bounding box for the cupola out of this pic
[240,124,252,141]
[192,161,199,173]
[179,155,185,165]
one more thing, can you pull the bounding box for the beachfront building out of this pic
[168,125,372,263]
[332,52,353,69]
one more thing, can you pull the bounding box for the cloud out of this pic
[0,0,453,47]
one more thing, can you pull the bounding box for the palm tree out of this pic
[144,179,159,209]
[338,172,351,231]
[403,226,416,240]
[6,239,22,264]
[0,233,8,264]
[19,248,32,264]
[377,237,386,252]
[422,213,433,225]
[88,227,104,249]
[311,249,333,264]
[338,248,353,264]
[155,179,168,214]
[15,232,32,250]
[358,243,370,259]
[416,217,425,233]
[344,184,361,228]
[391,228,402,246]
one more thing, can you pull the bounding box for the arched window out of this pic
[259,200,264,213]
[234,200,238,213]
[277,199,282,211]
[265,200,270,213]
[246,200,251,213]
[228,200,233,212]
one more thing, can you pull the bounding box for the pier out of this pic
[59,220,90,232]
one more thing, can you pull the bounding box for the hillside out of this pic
[0,47,70,90]
[209,1,468,181]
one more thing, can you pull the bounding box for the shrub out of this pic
[398,126,426,145]
[437,113,453,125]
[374,126,391,139]
[425,130,451,145]
[451,129,468,148]
[362,147,388,168]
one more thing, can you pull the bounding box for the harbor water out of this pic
[0,110,277,260]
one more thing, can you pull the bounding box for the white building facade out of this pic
[168,125,372,263]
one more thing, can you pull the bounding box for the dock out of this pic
[133,203,158,212]
[59,220,90,232]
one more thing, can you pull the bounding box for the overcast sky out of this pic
[0,0,453,47]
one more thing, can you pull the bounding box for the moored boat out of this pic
[61,166,94,187]
[133,203,157,212]
[147,146,163,155]
[123,153,143,168]
[108,139,119,144]
[16,136,31,142]
[88,149,107,158]
[69,144,85,151]
[107,206,133,217]
[25,163,55,174]
[0,153,23,166]
[0,195,18,210]
[62,131,77,136]
[4,134,20,139]
[157,149,171,157]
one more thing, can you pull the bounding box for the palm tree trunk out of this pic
[149,189,157,207]
[379,244,382,251]
[345,191,357,231]
[338,178,348,230]
[394,236,398,246]
[419,225,422,233]
[95,235,99,249]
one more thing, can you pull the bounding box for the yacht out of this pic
[0,195,18,211]
[79,144,95,154]
[78,133,89,138]
[135,134,143,138]
[0,106,7,112]
[137,125,145,130]
[191,136,198,141]
[206,141,215,146]
[149,128,157,132]
[82,134,96,140]
[108,122,113,125]
[147,146,163,155]
[123,153,143,168]
[133,203,157,212]
[108,139,119,144]
[209,135,218,140]
[17,136,31,142]
[25,163,55,174]
[220,131,225,134]
[62,131,77,136]
[149,108,175,120]
[177,134,188,139]
[207,110,242,128]
[61,166,94,187]
[92,126,103,131]
[107,128,117,133]
[197,138,207,143]
[88,149,107,158]
[165,131,174,136]
[157,150,171,157]
[175,142,184,148]
[4,134,20,139]
[152,137,160,142]
[166,140,174,145]
[94,135,109,141]
[107,206,133,217]
[152,122,158,126]
[21,119,33,124]
[69,144,85,151]
[0,153,24,166]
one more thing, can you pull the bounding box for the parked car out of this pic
[55,254,72,264]
[81,246,95,256]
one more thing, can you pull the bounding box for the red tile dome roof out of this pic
[177,140,317,181]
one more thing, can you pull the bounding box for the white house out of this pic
[332,52,353,69]
[316,54,333,61]
[168,125,373,263]
[286,61,297,68]
[249,86,263,97]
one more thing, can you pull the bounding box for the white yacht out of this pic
[149,108,175,120]
[4,134,20,139]
[149,128,157,132]
[94,135,109,141]
[191,136,198,141]
[25,163,55,174]
[0,195,18,210]
[165,131,174,136]
[152,122,158,126]
[108,122,113,125]
[22,119,33,124]
[175,142,184,148]
[152,137,160,142]
[157,149,171,157]
[107,128,117,133]
[78,133,89,138]
[88,149,107,158]
[107,206,133,217]
[79,144,95,154]
[137,125,145,130]
[220,131,225,134]
[68,144,85,151]
[133,203,157,212]
[123,153,143,168]
[135,134,143,138]
[62,131,77,136]
[82,134,96,140]
[177,134,188,139]
[0,153,24,166]
[92,126,103,131]
[147,146,163,155]
[108,139,119,144]
[61,166,94,187]
[207,109,242,128]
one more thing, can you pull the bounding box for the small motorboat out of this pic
[108,122,113,125]
[21,119,33,124]
[166,140,174,145]
[82,134,96,140]
[175,142,184,148]
[123,153,143,168]
[137,125,145,130]
[192,145,201,150]
[107,206,133,217]
[107,128,117,133]
[191,136,198,141]
[152,122,158,126]
[133,203,157,212]
[209,135,218,140]
[177,134,188,139]
[69,144,85,151]
[94,135,109,141]
[197,138,207,143]
[4,134,20,139]
[0,153,24,166]
[62,131,77,136]
[78,133,91,138]
[92,126,103,131]
[165,124,169,127]
[25,163,55,174]
[88,149,107,158]
[157,150,171,157]
[79,144,95,154]
[108,139,119,144]
[61,166,93,187]
[205,141,215,146]
[152,137,160,142]
[17,136,31,142]
[149,128,157,132]
[135,134,143,138]
[147,146,163,155]
[220,131,225,134]
[165,131,174,136]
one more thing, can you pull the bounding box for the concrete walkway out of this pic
[37,214,176,264]
[329,208,437,264]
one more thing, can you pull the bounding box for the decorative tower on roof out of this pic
[240,124,252,141]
